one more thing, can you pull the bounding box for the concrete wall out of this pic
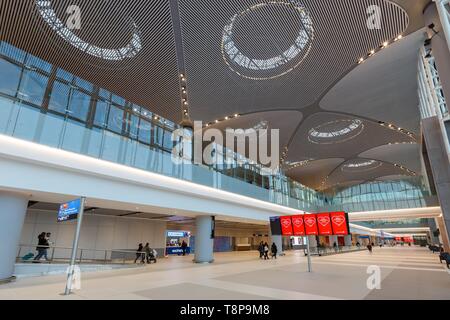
[19,210,167,260]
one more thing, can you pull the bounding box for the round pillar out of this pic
[194,216,214,263]
[0,192,28,282]
[344,235,353,246]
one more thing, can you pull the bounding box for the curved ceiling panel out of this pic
[287,112,416,161]
[323,160,413,191]
[178,0,409,122]
[0,0,182,121]
[320,29,424,134]
[207,110,302,149]
[359,143,421,173]
[285,158,345,190]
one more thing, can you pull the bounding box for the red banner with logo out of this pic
[317,213,333,235]
[330,212,349,235]
[280,216,293,236]
[291,215,306,236]
[303,214,318,235]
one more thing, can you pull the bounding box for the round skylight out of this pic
[341,159,382,172]
[36,0,142,61]
[308,119,364,144]
[221,1,314,80]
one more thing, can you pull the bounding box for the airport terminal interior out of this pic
[0,0,450,301]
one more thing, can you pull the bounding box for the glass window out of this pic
[56,68,74,83]
[17,69,49,106]
[48,81,70,114]
[74,77,93,92]
[0,96,19,134]
[107,104,124,134]
[94,100,109,127]
[138,119,151,144]
[98,88,111,100]
[163,129,173,150]
[111,94,125,106]
[68,90,91,121]
[153,125,164,147]
[0,42,26,63]
[129,114,139,139]
[0,58,22,96]
[25,54,52,73]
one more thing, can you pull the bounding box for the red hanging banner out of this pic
[304,214,318,235]
[317,213,333,235]
[330,212,350,235]
[280,216,294,236]
[291,215,306,236]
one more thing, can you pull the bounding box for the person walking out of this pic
[135,243,144,263]
[258,241,264,259]
[181,240,188,256]
[367,243,373,253]
[271,242,278,259]
[144,243,151,264]
[33,232,50,262]
[263,242,269,260]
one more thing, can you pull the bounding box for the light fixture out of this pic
[382,41,389,47]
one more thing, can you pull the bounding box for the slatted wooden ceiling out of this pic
[0,0,182,121]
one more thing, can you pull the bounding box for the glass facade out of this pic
[0,40,434,212]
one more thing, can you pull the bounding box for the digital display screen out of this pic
[291,215,306,236]
[280,216,294,236]
[317,213,333,235]
[330,212,350,235]
[304,215,318,236]
[270,216,282,236]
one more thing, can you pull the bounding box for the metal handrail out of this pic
[16,244,154,265]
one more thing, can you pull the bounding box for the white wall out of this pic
[19,210,166,260]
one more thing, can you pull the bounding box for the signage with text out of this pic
[58,199,82,222]
[317,213,333,235]
[304,215,319,236]
[291,215,306,236]
[330,212,350,235]
[280,216,294,236]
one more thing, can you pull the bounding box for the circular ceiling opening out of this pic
[35,0,142,63]
[341,159,382,173]
[221,1,314,80]
[308,119,364,145]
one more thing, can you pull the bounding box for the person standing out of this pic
[271,242,278,259]
[263,242,269,260]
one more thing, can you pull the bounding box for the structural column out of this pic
[0,191,28,282]
[194,216,214,263]
[344,235,353,246]
[271,234,283,255]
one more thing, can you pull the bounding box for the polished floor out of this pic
[1,247,449,300]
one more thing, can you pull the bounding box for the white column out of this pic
[434,0,450,55]
[0,192,28,282]
[271,234,283,255]
[194,216,214,263]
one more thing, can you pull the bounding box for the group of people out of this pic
[33,232,52,262]
[134,243,157,264]
[258,242,278,260]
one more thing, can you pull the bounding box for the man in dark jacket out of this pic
[33,232,50,262]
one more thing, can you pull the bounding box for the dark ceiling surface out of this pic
[0,0,430,191]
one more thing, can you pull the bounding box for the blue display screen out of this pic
[57,199,81,222]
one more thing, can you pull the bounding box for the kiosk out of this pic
[165,231,191,255]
